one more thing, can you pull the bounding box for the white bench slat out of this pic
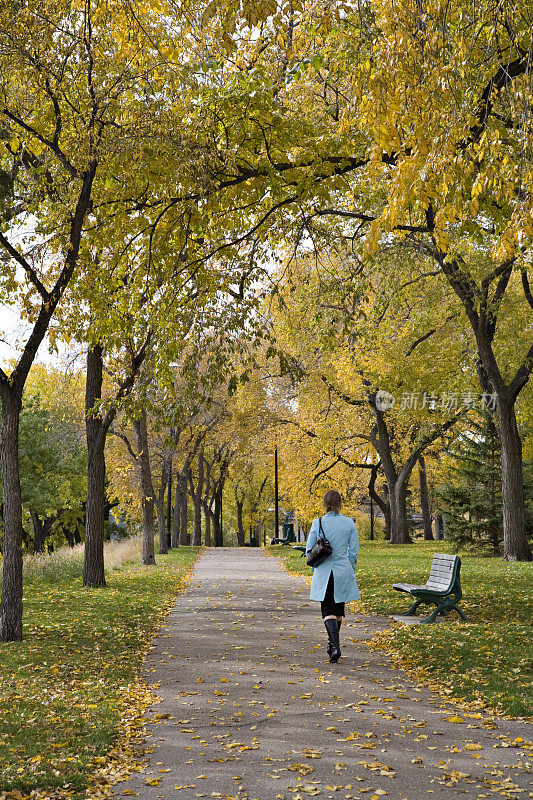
[392,583,424,592]
[393,554,460,596]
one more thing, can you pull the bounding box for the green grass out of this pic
[0,546,199,797]
[268,540,533,718]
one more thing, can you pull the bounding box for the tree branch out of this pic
[110,429,139,462]
[0,232,50,299]
[507,341,533,403]
[467,54,531,145]
[3,108,78,178]
[521,268,533,311]
[312,207,428,233]
[398,411,463,486]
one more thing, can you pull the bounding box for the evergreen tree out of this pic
[436,415,503,555]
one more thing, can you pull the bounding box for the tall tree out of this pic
[0,0,183,639]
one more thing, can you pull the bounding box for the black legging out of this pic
[321,571,345,618]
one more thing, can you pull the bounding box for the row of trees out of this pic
[2,0,533,642]
[0,361,277,555]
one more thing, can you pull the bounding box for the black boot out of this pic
[324,619,341,662]
[327,620,342,657]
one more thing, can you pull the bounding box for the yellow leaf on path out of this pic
[302,749,322,758]
[122,791,138,796]
[445,716,464,723]
[465,743,482,750]
[287,762,314,775]
[145,778,161,785]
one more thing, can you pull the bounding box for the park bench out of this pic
[392,553,467,624]
[270,523,297,546]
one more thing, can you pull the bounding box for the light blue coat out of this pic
[305,511,360,602]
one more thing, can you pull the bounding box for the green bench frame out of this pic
[392,553,468,624]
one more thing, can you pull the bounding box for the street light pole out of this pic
[274,444,279,540]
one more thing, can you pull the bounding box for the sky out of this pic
[0,304,29,365]
[0,303,63,369]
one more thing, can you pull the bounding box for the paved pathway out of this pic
[112,549,530,800]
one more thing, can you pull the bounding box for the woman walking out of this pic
[305,490,359,662]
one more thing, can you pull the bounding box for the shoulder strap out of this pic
[318,516,324,539]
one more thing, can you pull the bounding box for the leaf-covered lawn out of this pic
[268,541,533,718]
[0,547,199,797]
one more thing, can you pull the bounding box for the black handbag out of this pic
[306,517,333,567]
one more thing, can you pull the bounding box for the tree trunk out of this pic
[64,527,75,548]
[83,344,106,587]
[496,396,532,561]
[202,500,211,546]
[236,499,245,546]
[189,453,204,547]
[191,489,202,546]
[489,426,500,555]
[418,455,434,540]
[254,519,263,546]
[133,411,156,566]
[30,511,46,553]
[156,458,170,555]
[368,464,389,539]
[178,467,189,545]
[380,484,392,539]
[0,391,24,641]
[370,407,410,543]
[74,524,82,545]
[213,488,223,547]
[379,466,409,543]
[389,479,410,544]
[155,494,167,555]
[172,470,182,548]
[31,513,56,553]
[141,494,155,564]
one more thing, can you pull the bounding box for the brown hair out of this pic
[323,490,342,514]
